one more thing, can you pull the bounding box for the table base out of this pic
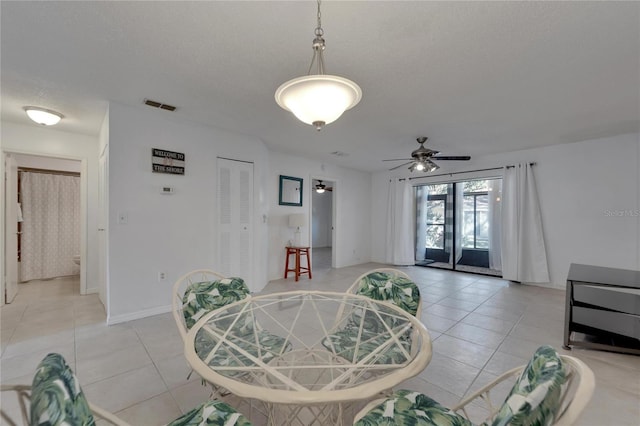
[265,400,365,426]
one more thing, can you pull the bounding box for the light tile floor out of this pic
[1,265,639,425]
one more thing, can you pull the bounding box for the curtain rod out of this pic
[18,167,80,177]
[397,162,536,181]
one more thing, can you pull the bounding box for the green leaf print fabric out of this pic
[356,346,567,426]
[322,271,420,363]
[322,328,412,364]
[491,345,567,426]
[355,390,473,426]
[354,271,420,316]
[167,401,252,426]
[30,353,95,426]
[195,328,291,376]
[182,277,250,329]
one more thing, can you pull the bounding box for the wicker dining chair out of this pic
[322,268,422,365]
[353,345,595,426]
[172,269,290,400]
[0,353,252,426]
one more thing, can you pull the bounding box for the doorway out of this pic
[310,178,334,271]
[3,151,89,304]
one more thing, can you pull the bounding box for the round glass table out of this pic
[184,290,432,425]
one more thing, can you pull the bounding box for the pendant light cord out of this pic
[307,0,326,75]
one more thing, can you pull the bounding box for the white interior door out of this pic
[4,154,19,303]
[217,158,253,286]
[98,146,109,312]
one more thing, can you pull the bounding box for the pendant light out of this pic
[275,0,362,131]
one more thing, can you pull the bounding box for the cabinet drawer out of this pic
[573,306,640,339]
[573,283,640,315]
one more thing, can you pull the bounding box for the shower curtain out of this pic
[20,172,81,281]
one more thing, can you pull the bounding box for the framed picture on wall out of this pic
[279,175,303,206]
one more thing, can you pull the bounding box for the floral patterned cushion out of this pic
[322,328,411,364]
[182,278,250,329]
[491,345,567,426]
[195,328,291,377]
[354,271,420,317]
[30,353,95,426]
[167,400,252,426]
[355,389,473,426]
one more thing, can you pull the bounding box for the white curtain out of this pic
[501,163,550,282]
[20,172,81,281]
[414,186,427,262]
[488,179,503,270]
[386,179,415,265]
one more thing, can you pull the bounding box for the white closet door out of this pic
[217,158,253,284]
[98,146,109,311]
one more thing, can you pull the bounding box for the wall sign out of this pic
[152,148,185,175]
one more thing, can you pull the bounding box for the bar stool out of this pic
[284,246,312,281]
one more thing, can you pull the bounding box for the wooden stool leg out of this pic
[295,249,301,281]
[284,248,291,279]
[306,249,312,279]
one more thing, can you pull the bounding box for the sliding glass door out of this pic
[415,178,502,276]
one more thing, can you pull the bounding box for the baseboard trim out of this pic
[107,304,172,325]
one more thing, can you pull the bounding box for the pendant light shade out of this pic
[275,75,361,130]
[275,0,361,130]
[24,106,63,126]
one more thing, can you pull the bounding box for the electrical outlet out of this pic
[158,271,166,281]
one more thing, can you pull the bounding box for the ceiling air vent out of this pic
[143,99,177,112]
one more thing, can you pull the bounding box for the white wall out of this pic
[107,102,271,322]
[268,153,371,280]
[1,121,100,293]
[372,132,640,288]
[311,188,332,248]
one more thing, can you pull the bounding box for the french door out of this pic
[415,178,503,276]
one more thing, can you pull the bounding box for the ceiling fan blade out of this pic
[431,155,471,161]
[382,158,412,162]
[389,161,413,171]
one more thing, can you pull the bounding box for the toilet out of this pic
[72,255,80,266]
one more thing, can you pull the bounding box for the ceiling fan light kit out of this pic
[275,0,362,131]
[315,180,326,193]
[384,137,471,172]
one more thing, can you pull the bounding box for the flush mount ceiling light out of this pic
[275,0,362,131]
[23,106,64,126]
[315,180,326,193]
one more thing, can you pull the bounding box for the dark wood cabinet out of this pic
[564,263,640,355]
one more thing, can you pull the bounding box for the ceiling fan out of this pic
[383,137,471,172]
[315,180,333,193]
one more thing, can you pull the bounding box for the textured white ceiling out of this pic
[2,1,638,172]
